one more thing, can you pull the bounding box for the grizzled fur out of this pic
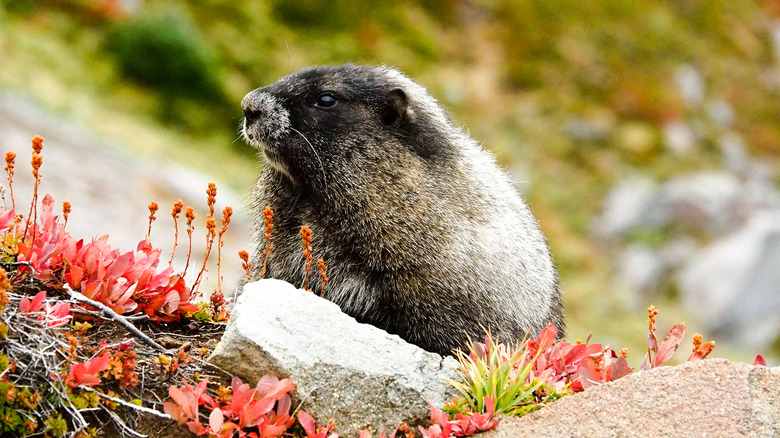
[241,64,564,355]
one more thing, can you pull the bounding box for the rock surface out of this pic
[208,279,459,437]
[484,359,780,438]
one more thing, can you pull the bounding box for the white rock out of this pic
[675,65,705,107]
[592,177,666,240]
[209,279,459,436]
[663,120,697,155]
[613,244,664,309]
[707,99,735,128]
[663,172,741,232]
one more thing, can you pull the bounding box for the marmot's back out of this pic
[241,64,563,355]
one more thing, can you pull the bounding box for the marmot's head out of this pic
[241,65,455,188]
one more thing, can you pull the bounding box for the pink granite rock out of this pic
[484,359,779,438]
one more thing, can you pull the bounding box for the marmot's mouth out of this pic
[261,147,294,181]
[246,136,292,180]
[242,119,265,148]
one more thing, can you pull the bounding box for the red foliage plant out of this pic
[63,354,110,387]
[19,291,71,328]
[13,193,198,320]
[1,137,234,325]
[164,375,297,438]
[418,305,724,438]
[420,399,499,438]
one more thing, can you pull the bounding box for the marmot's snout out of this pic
[241,89,291,144]
[242,104,264,128]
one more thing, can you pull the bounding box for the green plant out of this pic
[105,12,222,103]
[447,334,550,418]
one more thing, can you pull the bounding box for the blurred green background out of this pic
[1,0,779,363]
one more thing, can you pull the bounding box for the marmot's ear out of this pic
[381,88,410,125]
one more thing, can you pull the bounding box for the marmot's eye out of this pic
[315,93,338,108]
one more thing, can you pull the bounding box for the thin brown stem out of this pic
[182,207,195,277]
[260,206,274,280]
[4,151,16,211]
[300,226,313,291]
[146,201,158,243]
[169,200,184,266]
[239,250,252,282]
[216,206,232,294]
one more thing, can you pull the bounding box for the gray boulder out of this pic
[678,211,780,349]
[662,172,742,233]
[484,359,780,438]
[592,176,666,240]
[209,279,458,436]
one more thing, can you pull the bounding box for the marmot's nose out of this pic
[241,91,265,125]
[243,107,263,126]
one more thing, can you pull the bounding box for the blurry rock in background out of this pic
[679,212,780,350]
[595,132,780,351]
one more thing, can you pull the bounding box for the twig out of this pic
[68,307,149,321]
[64,286,171,354]
[99,404,148,438]
[187,355,233,379]
[47,378,90,435]
[81,386,171,420]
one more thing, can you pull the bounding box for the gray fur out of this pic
[241,64,564,355]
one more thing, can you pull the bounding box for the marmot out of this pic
[241,64,563,355]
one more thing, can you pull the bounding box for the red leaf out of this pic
[687,342,715,362]
[263,378,295,401]
[105,252,132,278]
[209,407,224,434]
[753,354,766,366]
[654,322,686,366]
[467,397,500,431]
[241,397,275,427]
[259,422,289,437]
[0,208,15,230]
[168,385,198,421]
[536,323,558,352]
[85,353,110,374]
[66,265,84,289]
[163,402,186,424]
[611,356,633,380]
[298,410,316,437]
[65,363,98,387]
[45,302,72,327]
[186,420,206,435]
[65,354,111,387]
[276,395,291,417]
[428,402,449,426]
[20,291,46,314]
[577,365,601,390]
[418,424,444,438]
[561,343,588,366]
[178,302,200,313]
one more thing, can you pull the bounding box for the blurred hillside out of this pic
[1,0,779,362]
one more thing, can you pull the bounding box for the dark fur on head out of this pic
[242,64,564,355]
